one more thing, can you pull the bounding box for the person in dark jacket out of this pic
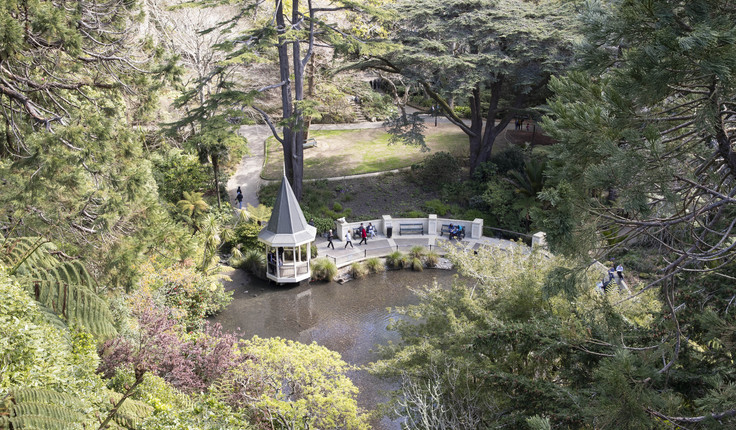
[327,229,335,249]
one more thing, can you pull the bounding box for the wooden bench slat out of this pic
[399,223,424,235]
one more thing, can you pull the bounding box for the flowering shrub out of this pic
[135,257,232,329]
[98,301,245,395]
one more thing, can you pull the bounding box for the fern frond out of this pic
[108,393,153,429]
[27,280,116,338]
[22,261,96,291]
[0,237,58,275]
[10,414,74,430]
[7,389,85,429]
[36,304,70,340]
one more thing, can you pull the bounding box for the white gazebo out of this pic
[258,176,317,284]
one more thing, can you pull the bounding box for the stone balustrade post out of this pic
[471,218,483,239]
[428,214,438,235]
[532,232,547,249]
[382,215,392,236]
[336,217,349,241]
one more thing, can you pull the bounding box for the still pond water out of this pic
[211,268,459,430]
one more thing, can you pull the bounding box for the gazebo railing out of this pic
[268,261,310,277]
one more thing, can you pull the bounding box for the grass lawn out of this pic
[262,124,507,180]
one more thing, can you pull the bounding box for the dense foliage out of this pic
[3,0,736,428]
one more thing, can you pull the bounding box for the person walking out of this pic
[327,229,335,249]
[235,186,243,209]
[616,264,624,281]
[344,230,354,249]
[358,223,368,245]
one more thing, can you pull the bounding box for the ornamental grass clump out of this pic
[365,257,385,273]
[425,250,439,268]
[242,248,266,279]
[411,257,423,271]
[312,258,337,282]
[386,251,406,269]
[350,262,369,279]
[409,246,426,259]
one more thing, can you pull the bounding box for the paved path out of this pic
[227,124,271,209]
[313,232,520,268]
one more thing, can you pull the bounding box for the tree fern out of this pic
[27,280,116,338]
[36,303,71,341]
[0,237,58,275]
[2,388,85,430]
[2,236,115,338]
[24,260,96,291]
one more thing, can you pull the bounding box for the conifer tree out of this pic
[360,0,579,174]
[539,0,736,425]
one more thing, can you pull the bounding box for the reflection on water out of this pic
[211,268,458,430]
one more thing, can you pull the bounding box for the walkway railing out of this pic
[322,242,451,267]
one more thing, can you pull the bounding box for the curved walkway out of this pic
[313,232,522,269]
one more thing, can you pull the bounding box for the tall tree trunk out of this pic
[290,0,304,201]
[467,86,484,172]
[275,0,294,184]
[470,76,519,174]
[308,54,316,97]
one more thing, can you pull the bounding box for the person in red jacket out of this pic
[358,223,368,245]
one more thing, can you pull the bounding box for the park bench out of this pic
[399,223,424,235]
[303,137,317,149]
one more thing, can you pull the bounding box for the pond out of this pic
[211,267,459,430]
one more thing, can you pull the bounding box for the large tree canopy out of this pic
[172,0,380,201]
[0,0,179,287]
[541,0,736,285]
[363,0,578,173]
[0,0,159,138]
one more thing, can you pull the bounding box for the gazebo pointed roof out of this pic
[258,176,316,247]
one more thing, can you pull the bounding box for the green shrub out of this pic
[489,147,525,176]
[411,257,423,271]
[425,250,439,268]
[303,213,335,235]
[453,105,471,118]
[422,199,450,216]
[463,209,487,221]
[332,202,343,212]
[316,218,335,234]
[413,152,461,190]
[365,257,385,273]
[409,246,426,259]
[296,243,319,259]
[350,262,369,279]
[224,221,265,253]
[152,149,211,205]
[312,258,337,282]
[361,92,397,121]
[386,251,406,269]
[401,210,426,218]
